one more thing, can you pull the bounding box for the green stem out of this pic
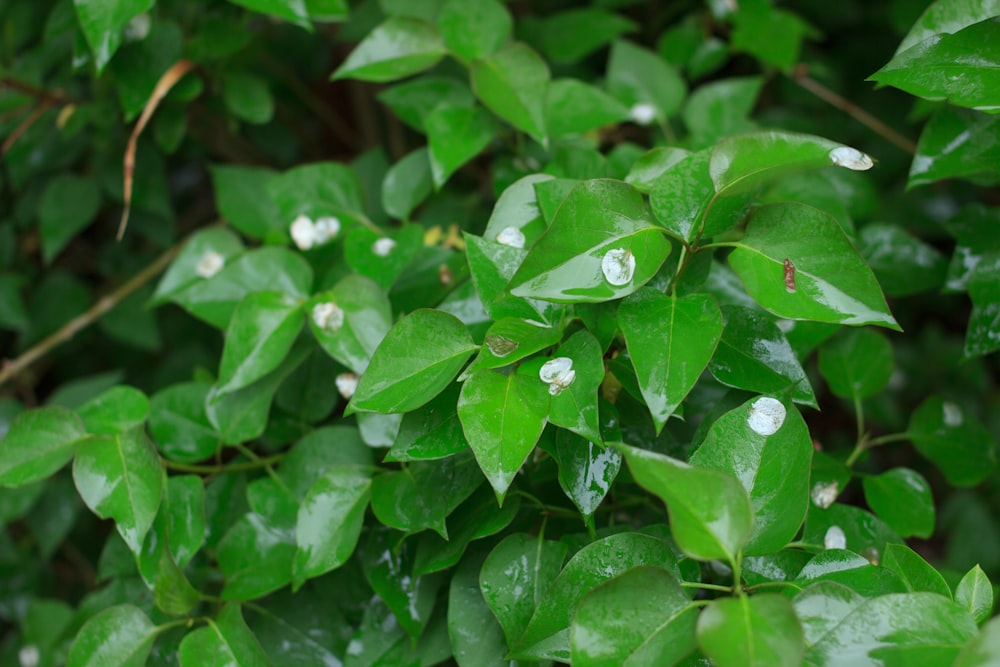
[784,541,823,552]
[746,580,804,593]
[163,453,284,475]
[681,581,733,593]
[731,550,743,595]
[868,432,911,447]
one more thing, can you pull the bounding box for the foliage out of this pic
[2,0,1000,665]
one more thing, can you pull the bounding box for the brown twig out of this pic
[118,59,197,240]
[1,103,51,156]
[0,77,74,105]
[790,65,918,155]
[0,242,181,389]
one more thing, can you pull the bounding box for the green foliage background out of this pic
[1,0,1000,665]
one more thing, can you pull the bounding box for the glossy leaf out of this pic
[954,615,1000,666]
[350,310,477,413]
[307,274,392,375]
[796,549,907,598]
[804,592,977,666]
[682,76,762,146]
[436,0,510,61]
[152,227,245,305]
[471,42,549,144]
[728,203,898,328]
[332,17,446,82]
[895,0,1000,53]
[216,292,303,397]
[464,234,551,323]
[73,0,155,72]
[268,161,364,225]
[625,147,691,193]
[510,180,671,303]
[164,475,206,568]
[909,395,997,487]
[555,430,621,521]
[802,503,902,568]
[148,382,219,463]
[858,223,947,297]
[691,397,813,555]
[217,512,296,601]
[606,40,686,121]
[381,147,433,221]
[178,604,269,667]
[72,429,162,554]
[793,581,866,647]
[228,0,310,25]
[0,407,87,487]
[709,305,816,407]
[710,131,873,197]
[697,594,804,667]
[66,604,157,667]
[539,8,636,64]
[956,565,994,625]
[480,533,567,648]
[909,106,1000,188]
[870,18,1000,113]
[77,386,149,435]
[967,252,1000,358]
[862,468,934,538]
[818,328,894,401]
[426,104,497,187]
[616,444,753,563]
[386,385,468,463]
[457,369,549,501]
[513,532,680,661]
[547,331,606,444]
[618,290,723,431]
[377,75,475,133]
[293,465,371,588]
[370,450,482,537]
[465,317,563,375]
[448,550,508,667]
[881,543,951,597]
[570,565,697,667]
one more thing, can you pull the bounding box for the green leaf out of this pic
[555,430,621,521]
[648,149,752,243]
[682,76,762,147]
[538,8,636,64]
[457,369,549,501]
[72,429,163,554]
[796,550,906,598]
[818,328,894,401]
[862,468,935,539]
[66,604,157,667]
[370,450,482,538]
[618,290,723,432]
[173,247,313,329]
[731,0,812,70]
[279,426,373,498]
[426,103,497,187]
[306,0,347,21]
[909,395,997,487]
[956,565,994,625]
[954,615,1000,666]
[870,18,1000,113]
[178,604,269,667]
[222,70,274,124]
[377,75,475,133]
[802,503,902,569]
[691,397,813,555]
[386,385,467,463]
[77,386,149,435]
[547,331,606,444]
[152,227,245,305]
[546,79,630,139]
[216,292,303,397]
[625,147,691,193]
[793,581,866,647]
[513,533,680,661]
[448,550,509,667]
[73,0,155,72]
[570,565,697,667]
[211,166,285,242]
[945,205,1000,292]
[616,444,753,563]
[909,107,1000,188]
[39,175,102,263]
[148,382,219,463]
[728,203,898,328]
[362,528,444,640]
[697,594,804,667]
[510,179,671,303]
[349,309,478,414]
[606,40,686,122]
[164,475,206,568]
[344,224,424,290]
[382,147,433,220]
[268,161,365,227]
[881,543,951,597]
[896,0,1000,53]
[136,505,201,616]
[465,317,564,375]
[709,305,816,407]
[471,42,550,145]
[436,0,510,61]
[293,465,371,588]
[229,0,310,25]
[217,513,296,601]
[711,131,874,197]
[804,592,977,666]
[332,17,445,82]
[307,275,392,374]
[0,407,87,487]
[480,533,567,648]
[858,223,947,297]
[967,252,1000,358]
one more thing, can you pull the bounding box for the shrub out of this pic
[1,0,999,665]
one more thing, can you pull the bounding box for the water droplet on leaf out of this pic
[373,237,397,257]
[824,525,847,550]
[540,357,576,395]
[495,226,526,249]
[290,214,317,250]
[629,102,657,126]
[195,250,224,278]
[829,146,874,171]
[747,397,786,436]
[601,248,635,286]
[312,301,345,332]
[485,335,519,357]
[811,481,839,509]
[336,373,359,399]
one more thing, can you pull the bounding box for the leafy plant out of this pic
[2,0,1000,665]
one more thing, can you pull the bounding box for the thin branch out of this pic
[0,77,75,105]
[0,242,181,388]
[789,65,918,155]
[1,103,51,156]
